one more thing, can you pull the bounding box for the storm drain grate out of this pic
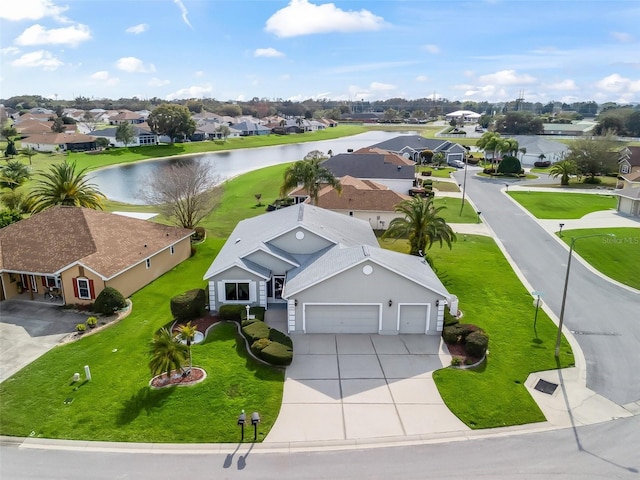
[534,379,558,395]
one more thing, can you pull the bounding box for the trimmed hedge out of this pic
[442,323,482,344]
[219,304,245,321]
[93,287,126,314]
[465,331,489,358]
[241,320,293,366]
[170,289,206,321]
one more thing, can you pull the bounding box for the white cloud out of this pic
[415,75,428,82]
[477,69,536,85]
[11,50,63,70]
[254,47,285,58]
[165,85,213,100]
[1,46,21,56]
[595,73,640,93]
[546,79,578,91]
[236,94,246,102]
[115,57,156,73]
[126,23,149,34]
[194,70,205,77]
[370,82,396,92]
[148,77,170,87]
[422,44,440,54]
[0,0,68,22]
[611,31,633,43]
[90,70,120,86]
[174,0,192,28]
[15,24,91,47]
[265,0,384,38]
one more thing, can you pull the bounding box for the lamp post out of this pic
[238,410,246,442]
[555,233,615,357]
[251,412,261,441]
[559,223,565,237]
[459,151,469,217]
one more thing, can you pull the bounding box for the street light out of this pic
[559,223,565,237]
[555,233,615,357]
[238,410,246,441]
[251,412,261,441]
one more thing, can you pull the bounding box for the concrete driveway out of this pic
[264,334,469,443]
[0,300,88,382]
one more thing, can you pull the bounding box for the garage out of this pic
[398,304,430,334]
[304,304,380,334]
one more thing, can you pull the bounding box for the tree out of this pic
[95,137,110,149]
[0,160,31,190]
[549,159,578,186]
[382,196,456,266]
[497,155,521,175]
[21,146,37,166]
[140,161,221,229]
[254,193,262,206]
[1,125,17,141]
[476,131,501,163]
[215,124,230,141]
[566,135,619,180]
[147,104,195,144]
[494,112,543,135]
[79,111,101,132]
[51,117,66,133]
[432,152,445,166]
[148,328,189,379]
[28,160,106,213]
[115,122,135,148]
[4,139,18,158]
[176,321,197,374]
[420,150,434,165]
[280,151,341,205]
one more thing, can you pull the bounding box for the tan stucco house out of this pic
[0,206,193,304]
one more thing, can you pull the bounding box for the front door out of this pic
[267,276,286,301]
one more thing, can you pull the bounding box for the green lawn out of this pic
[381,236,574,428]
[559,227,640,290]
[433,198,478,224]
[432,181,460,192]
[416,166,457,178]
[508,192,617,219]
[0,238,284,442]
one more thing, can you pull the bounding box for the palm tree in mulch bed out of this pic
[176,321,197,374]
[149,328,189,382]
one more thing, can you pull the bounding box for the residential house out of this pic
[203,204,457,335]
[89,124,158,147]
[445,110,482,123]
[14,119,56,136]
[21,132,96,152]
[288,176,410,230]
[320,148,416,194]
[618,146,640,175]
[0,206,193,304]
[368,135,467,163]
[619,172,640,190]
[542,121,596,136]
[616,188,640,217]
[108,111,145,125]
[231,121,271,136]
[510,135,569,166]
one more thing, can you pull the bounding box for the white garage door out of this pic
[398,304,429,334]
[304,304,380,334]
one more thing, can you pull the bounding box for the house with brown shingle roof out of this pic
[21,132,96,152]
[288,176,410,230]
[0,206,193,304]
[618,146,640,175]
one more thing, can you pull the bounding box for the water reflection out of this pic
[90,131,415,204]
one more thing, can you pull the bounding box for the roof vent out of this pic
[362,245,370,257]
[235,238,241,244]
[397,165,401,170]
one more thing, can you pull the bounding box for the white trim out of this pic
[302,302,382,334]
[220,279,254,303]
[203,260,270,281]
[76,277,91,300]
[397,303,431,334]
[145,258,151,269]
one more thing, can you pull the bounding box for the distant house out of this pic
[231,121,271,136]
[108,111,145,125]
[445,110,481,123]
[368,135,467,163]
[340,112,384,123]
[619,172,640,190]
[89,125,158,147]
[203,203,457,335]
[0,206,193,304]
[288,175,410,230]
[618,146,640,175]
[21,132,96,152]
[510,135,569,165]
[14,119,56,136]
[320,149,416,194]
[616,188,640,217]
[542,121,596,136]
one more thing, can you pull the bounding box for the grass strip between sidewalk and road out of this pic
[508,191,617,219]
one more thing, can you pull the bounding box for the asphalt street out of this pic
[1,417,638,479]
[454,169,640,406]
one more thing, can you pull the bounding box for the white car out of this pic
[448,159,465,168]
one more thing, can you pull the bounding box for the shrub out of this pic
[583,176,602,184]
[451,357,462,367]
[260,342,293,366]
[86,316,97,328]
[190,245,197,257]
[243,306,266,322]
[93,287,126,315]
[269,327,294,349]
[442,323,482,344]
[483,168,496,175]
[170,289,206,321]
[219,304,245,321]
[76,323,87,332]
[443,312,459,327]
[242,320,270,344]
[193,227,206,241]
[250,338,272,355]
[534,160,551,168]
[497,155,521,175]
[465,331,489,358]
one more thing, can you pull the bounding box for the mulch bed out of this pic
[444,341,483,367]
[150,367,206,388]
[172,314,221,335]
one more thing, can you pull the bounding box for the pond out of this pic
[90,131,416,204]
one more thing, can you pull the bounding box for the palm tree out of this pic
[476,131,501,167]
[176,321,198,374]
[280,152,341,205]
[21,146,37,166]
[148,328,189,379]
[0,160,30,190]
[549,159,578,186]
[28,160,106,213]
[383,196,456,266]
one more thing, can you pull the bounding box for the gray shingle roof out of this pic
[369,135,449,153]
[321,153,415,179]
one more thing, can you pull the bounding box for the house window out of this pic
[146,258,151,269]
[76,278,91,299]
[225,282,250,301]
[45,276,59,288]
[621,164,630,174]
[170,245,175,255]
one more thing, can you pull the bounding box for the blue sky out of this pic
[1,0,639,104]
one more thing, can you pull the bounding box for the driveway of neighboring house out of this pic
[0,300,88,382]
[264,333,469,443]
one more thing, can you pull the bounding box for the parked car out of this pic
[475,126,484,132]
[448,159,465,168]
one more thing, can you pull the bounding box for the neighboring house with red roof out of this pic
[0,206,193,304]
[21,132,96,152]
[289,176,410,230]
[108,110,145,125]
